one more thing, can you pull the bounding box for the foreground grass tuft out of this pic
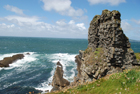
[48,68,140,94]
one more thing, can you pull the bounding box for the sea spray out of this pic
[35,53,77,92]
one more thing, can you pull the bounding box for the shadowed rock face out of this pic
[75,9,140,82]
[51,61,70,92]
[0,54,24,67]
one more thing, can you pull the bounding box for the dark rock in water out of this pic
[75,9,140,83]
[51,61,70,92]
[26,52,30,55]
[45,90,49,93]
[0,54,24,67]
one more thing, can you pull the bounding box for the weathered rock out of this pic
[51,61,70,92]
[0,54,24,67]
[75,9,140,82]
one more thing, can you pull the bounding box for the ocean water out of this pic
[0,36,140,94]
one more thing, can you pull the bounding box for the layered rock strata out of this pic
[75,9,140,82]
[51,61,70,92]
[0,54,24,67]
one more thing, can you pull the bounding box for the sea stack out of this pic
[75,9,140,82]
[51,61,70,92]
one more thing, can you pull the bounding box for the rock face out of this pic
[51,61,70,92]
[75,9,140,82]
[0,54,24,67]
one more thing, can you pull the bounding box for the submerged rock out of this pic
[75,9,140,82]
[0,54,24,67]
[51,61,70,92]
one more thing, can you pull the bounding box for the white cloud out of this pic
[69,20,75,24]
[0,16,87,38]
[41,0,84,17]
[121,19,140,40]
[4,16,40,26]
[131,19,140,24]
[76,23,86,30]
[0,23,15,28]
[121,20,133,32]
[41,0,71,11]
[4,5,24,15]
[87,0,126,6]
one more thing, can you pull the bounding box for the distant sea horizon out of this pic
[0,36,140,94]
[0,35,140,41]
[0,35,88,40]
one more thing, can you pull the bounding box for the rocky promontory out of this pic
[75,9,140,82]
[0,54,24,67]
[49,9,140,93]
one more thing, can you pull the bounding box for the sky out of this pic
[0,0,140,40]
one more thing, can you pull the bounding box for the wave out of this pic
[0,52,77,93]
[35,53,77,92]
[0,52,37,71]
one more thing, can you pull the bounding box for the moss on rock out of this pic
[135,53,140,62]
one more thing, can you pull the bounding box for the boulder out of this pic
[0,54,24,67]
[75,9,140,82]
[51,61,70,92]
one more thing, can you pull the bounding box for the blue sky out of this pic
[0,0,140,40]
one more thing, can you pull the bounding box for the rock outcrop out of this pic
[75,9,140,82]
[51,61,70,92]
[0,54,24,67]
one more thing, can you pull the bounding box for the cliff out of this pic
[75,9,140,82]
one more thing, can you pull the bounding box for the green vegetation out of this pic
[92,15,100,22]
[49,69,140,94]
[85,48,105,64]
[128,48,133,52]
[47,52,140,94]
[112,10,120,15]
[84,47,92,55]
[135,53,140,62]
[102,9,109,14]
[83,47,106,65]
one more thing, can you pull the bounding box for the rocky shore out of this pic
[50,9,140,92]
[0,54,24,67]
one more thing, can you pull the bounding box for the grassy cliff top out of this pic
[47,53,140,94]
[135,53,140,62]
[48,68,140,94]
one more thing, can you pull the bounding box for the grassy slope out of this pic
[48,53,140,94]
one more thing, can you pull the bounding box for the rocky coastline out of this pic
[50,9,140,93]
[0,54,24,67]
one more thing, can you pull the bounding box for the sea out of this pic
[0,36,140,94]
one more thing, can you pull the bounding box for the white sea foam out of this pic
[0,52,37,70]
[36,53,77,93]
[0,52,77,93]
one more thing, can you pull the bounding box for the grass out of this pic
[84,48,106,65]
[48,69,140,94]
[84,47,92,55]
[46,52,140,94]
[135,53,140,62]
